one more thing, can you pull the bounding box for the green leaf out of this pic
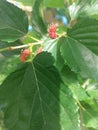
[0,52,79,130]
[0,55,19,85]
[32,0,46,35]
[0,40,21,57]
[65,0,74,5]
[43,38,65,71]
[17,0,35,6]
[34,52,54,67]
[60,37,98,80]
[61,66,89,101]
[69,0,98,20]
[68,18,98,55]
[89,128,98,130]
[86,82,98,100]
[43,0,64,8]
[22,31,41,44]
[68,18,98,45]
[0,1,28,42]
[80,102,98,130]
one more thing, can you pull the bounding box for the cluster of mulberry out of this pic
[20,24,57,62]
[48,24,57,39]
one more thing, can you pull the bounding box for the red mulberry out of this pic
[20,49,30,62]
[49,24,57,39]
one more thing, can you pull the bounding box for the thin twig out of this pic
[28,35,40,42]
[0,41,42,53]
[0,44,30,53]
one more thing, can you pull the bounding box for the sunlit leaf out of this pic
[69,0,98,20]
[43,38,65,71]
[68,18,98,55]
[86,82,98,100]
[61,66,89,101]
[17,0,35,6]
[80,102,98,130]
[60,37,98,80]
[43,0,64,8]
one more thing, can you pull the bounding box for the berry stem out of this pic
[57,32,67,38]
[29,45,33,62]
[28,35,40,42]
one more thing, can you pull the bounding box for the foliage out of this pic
[0,0,98,130]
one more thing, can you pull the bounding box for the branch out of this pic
[0,41,42,53]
